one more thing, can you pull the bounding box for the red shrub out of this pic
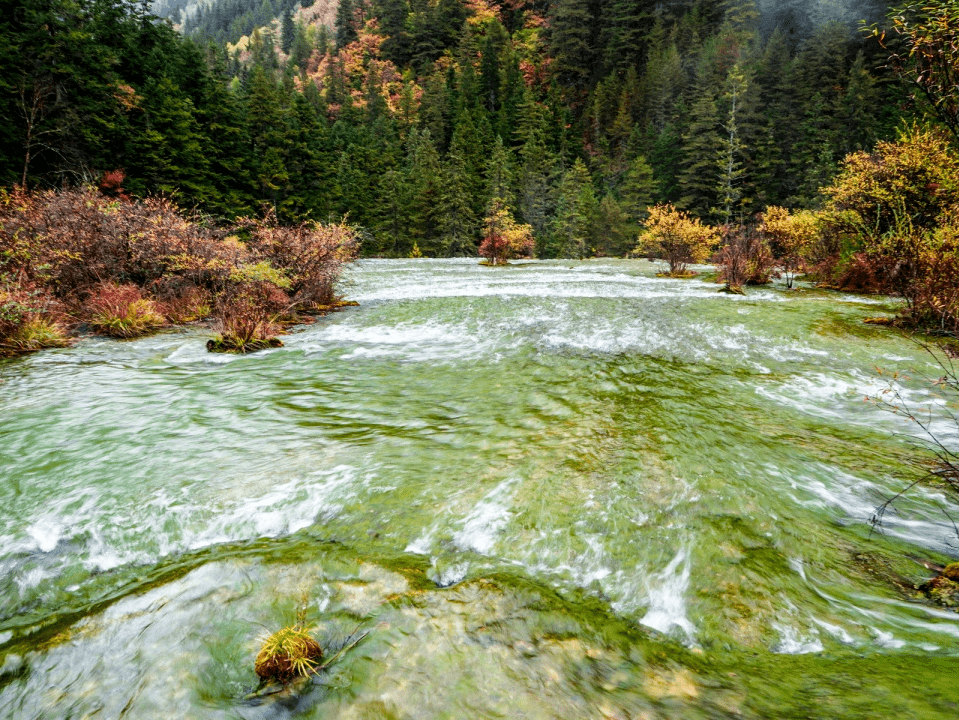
[240,211,359,308]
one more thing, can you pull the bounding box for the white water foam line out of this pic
[640,547,696,642]
[806,582,959,649]
[781,462,959,555]
[181,464,362,550]
[754,368,959,446]
[404,476,519,566]
[772,622,824,654]
[346,260,790,304]
[452,476,519,555]
[1,464,365,598]
[305,320,502,363]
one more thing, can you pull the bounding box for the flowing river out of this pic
[2,259,959,718]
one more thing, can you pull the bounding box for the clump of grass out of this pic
[207,281,285,354]
[88,283,165,338]
[0,315,71,354]
[206,335,283,353]
[254,626,322,684]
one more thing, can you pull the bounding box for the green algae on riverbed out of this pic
[1,259,958,718]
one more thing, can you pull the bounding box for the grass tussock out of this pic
[0,314,70,355]
[88,283,165,338]
[254,626,322,684]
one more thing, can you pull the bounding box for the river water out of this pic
[1,258,958,718]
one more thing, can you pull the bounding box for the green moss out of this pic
[918,574,959,608]
[228,261,291,289]
[656,271,698,279]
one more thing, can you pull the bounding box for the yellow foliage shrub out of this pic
[637,204,720,276]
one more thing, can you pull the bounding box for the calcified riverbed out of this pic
[2,259,959,719]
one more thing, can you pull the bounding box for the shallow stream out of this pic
[2,259,958,718]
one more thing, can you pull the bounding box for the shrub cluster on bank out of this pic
[0,185,359,356]
[635,125,959,338]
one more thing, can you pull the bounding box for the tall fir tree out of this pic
[678,84,722,218]
[552,158,597,259]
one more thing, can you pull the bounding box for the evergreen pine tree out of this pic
[621,154,656,222]
[594,194,632,257]
[405,129,445,254]
[281,6,295,54]
[439,148,479,256]
[335,0,358,49]
[717,64,748,225]
[548,0,594,99]
[552,158,596,258]
[678,84,722,219]
[484,135,513,210]
[127,75,213,204]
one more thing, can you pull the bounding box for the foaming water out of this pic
[2,259,959,718]
[640,547,696,641]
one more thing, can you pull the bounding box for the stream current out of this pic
[2,258,959,718]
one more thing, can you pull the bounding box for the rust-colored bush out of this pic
[240,211,359,309]
[0,186,360,354]
[151,280,212,324]
[718,222,775,292]
[207,281,289,353]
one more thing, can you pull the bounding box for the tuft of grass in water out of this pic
[254,625,322,684]
[206,335,283,353]
[88,284,165,338]
[1,315,71,354]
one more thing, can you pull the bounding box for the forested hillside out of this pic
[2,0,912,257]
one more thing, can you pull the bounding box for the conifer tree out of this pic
[484,135,513,210]
[450,108,488,218]
[717,64,748,225]
[375,168,409,255]
[335,0,358,49]
[601,0,653,74]
[752,27,792,209]
[515,97,558,251]
[405,129,445,254]
[440,148,479,256]
[548,0,595,98]
[621,154,656,222]
[289,21,312,70]
[281,6,296,54]
[375,0,412,66]
[678,85,722,219]
[552,158,596,258]
[594,194,632,257]
[245,64,292,209]
[128,75,213,204]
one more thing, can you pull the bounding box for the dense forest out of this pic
[1,0,911,260]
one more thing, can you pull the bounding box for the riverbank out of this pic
[0,186,359,357]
